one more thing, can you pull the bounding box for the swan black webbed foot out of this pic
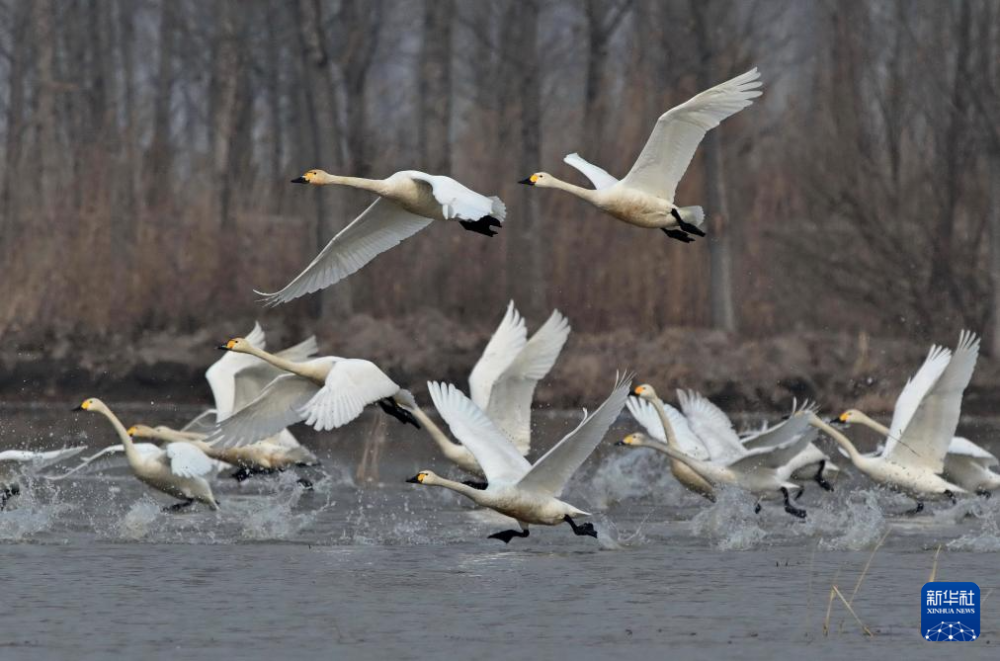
[459,216,502,237]
[814,460,834,492]
[976,488,992,499]
[662,228,694,243]
[904,500,924,516]
[296,477,314,490]
[670,208,706,237]
[462,480,488,490]
[488,528,530,544]
[944,489,957,505]
[781,487,807,519]
[754,501,762,514]
[164,499,195,512]
[564,515,598,539]
[378,398,421,429]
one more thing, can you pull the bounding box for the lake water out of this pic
[1,404,999,660]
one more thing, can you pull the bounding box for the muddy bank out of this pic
[1,312,997,417]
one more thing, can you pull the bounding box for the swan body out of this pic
[258,169,506,306]
[404,302,571,477]
[520,69,762,242]
[205,336,416,446]
[75,398,218,510]
[407,375,631,542]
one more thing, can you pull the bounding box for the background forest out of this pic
[0,0,998,408]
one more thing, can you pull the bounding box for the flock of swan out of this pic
[3,68,996,544]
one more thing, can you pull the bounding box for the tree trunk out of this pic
[418,0,453,173]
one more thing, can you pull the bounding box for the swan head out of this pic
[127,424,157,439]
[291,169,331,185]
[518,172,553,187]
[218,337,257,353]
[405,470,438,486]
[73,397,107,414]
[837,409,863,425]
[615,432,651,448]
[632,384,659,402]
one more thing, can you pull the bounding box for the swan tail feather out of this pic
[678,206,705,228]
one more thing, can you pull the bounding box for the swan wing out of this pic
[883,344,952,457]
[44,444,160,481]
[205,322,267,419]
[205,374,320,448]
[889,331,979,473]
[621,68,762,201]
[485,309,571,456]
[406,171,506,222]
[468,301,528,410]
[181,409,220,434]
[0,447,86,472]
[427,381,532,484]
[255,198,434,306]
[742,400,820,450]
[677,389,744,462]
[949,437,998,466]
[165,443,215,478]
[625,397,708,459]
[301,359,400,431]
[516,374,630,497]
[726,412,813,472]
[563,152,620,190]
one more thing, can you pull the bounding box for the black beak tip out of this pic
[72,405,84,412]
[405,475,421,484]
[614,440,627,447]
[290,176,307,184]
[517,177,534,186]
[217,345,230,351]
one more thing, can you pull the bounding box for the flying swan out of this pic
[519,69,762,243]
[406,374,631,543]
[255,169,506,305]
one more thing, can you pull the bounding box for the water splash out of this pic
[811,490,888,551]
[948,498,1000,551]
[585,450,686,510]
[689,487,767,550]
[0,482,74,541]
[116,499,163,541]
[238,473,329,541]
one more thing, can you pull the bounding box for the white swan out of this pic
[406,375,631,543]
[519,69,762,243]
[813,331,979,513]
[677,389,838,490]
[256,169,506,305]
[0,446,85,509]
[624,385,815,517]
[204,336,416,446]
[403,303,571,479]
[74,399,218,511]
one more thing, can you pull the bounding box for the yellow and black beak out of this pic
[405,473,424,484]
[518,177,535,186]
[127,426,137,437]
[290,176,308,184]
[72,403,86,411]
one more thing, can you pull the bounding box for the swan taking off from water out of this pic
[623,385,816,517]
[205,336,417,447]
[74,398,219,511]
[810,331,980,513]
[519,69,761,243]
[402,302,571,480]
[0,446,85,509]
[256,169,506,306]
[407,374,631,543]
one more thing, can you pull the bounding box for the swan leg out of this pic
[563,515,598,539]
[754,501,762,514]
[296,477,314,490]
[461,480,488,490]
[944,490,957,505]
[458,216,502,237]
[488,528,530,544]
[164,498,194,512]
[661,228,694,243]
[904,500,924,516]
[671,209,706,237]
[814,460,834,492]
[781,487,807,519]
[377,399,421,429]
[794,485,806,501]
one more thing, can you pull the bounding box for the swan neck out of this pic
[811,417,863,464]
[408,406,462,455]
[428,476,483,502]
[649,398,682,451]
[322,174,385,195]
[98,408,141,465]
[245,346,316,380]
[854,413,890,437]
[546,176,598,202]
